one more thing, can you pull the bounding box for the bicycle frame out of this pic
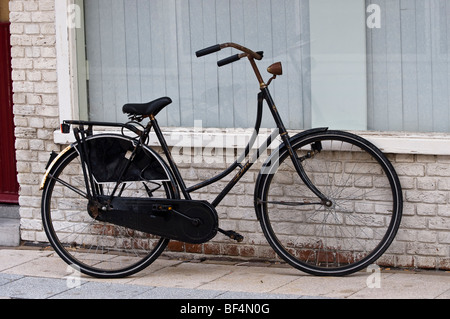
[151,90,276,206]
[152,89,329,208]
[63,43,330,212]
[150,45,330,207]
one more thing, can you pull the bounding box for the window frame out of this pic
[54,0,450,156]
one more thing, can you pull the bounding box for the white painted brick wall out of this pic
[9,0,60,244]
[9,0,450,271]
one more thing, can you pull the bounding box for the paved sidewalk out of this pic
[0,247,449,299]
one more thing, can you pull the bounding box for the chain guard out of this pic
[93,197,218,244]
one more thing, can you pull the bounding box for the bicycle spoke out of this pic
[48,174,88,199]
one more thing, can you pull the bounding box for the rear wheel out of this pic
[256,130,402,276]
[41,135,178,278]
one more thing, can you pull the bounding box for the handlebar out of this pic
[195,44,222,58]
[196,42,263,67]
[196,42,266,87]
[217,54,242,67]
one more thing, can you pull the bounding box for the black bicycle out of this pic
[40,43,402,278]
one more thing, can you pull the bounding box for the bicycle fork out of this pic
[283,134,332,207]
[261,88,332,207]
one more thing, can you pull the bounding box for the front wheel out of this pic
[255,130,402,276]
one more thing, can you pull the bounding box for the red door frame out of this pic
[0,22,19,204]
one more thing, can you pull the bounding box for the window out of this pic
[367,0,450,133]
[79,0,311,129]
[72,0,450,133]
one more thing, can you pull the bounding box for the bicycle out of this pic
[40,43,402,278]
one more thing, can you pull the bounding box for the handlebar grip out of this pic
[217,54,241,67]
[196,44,221,57]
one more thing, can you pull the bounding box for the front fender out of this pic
[259,127,328,175]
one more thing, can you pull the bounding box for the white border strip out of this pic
[54,129,450,156]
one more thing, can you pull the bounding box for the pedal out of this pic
[219,229,244,242]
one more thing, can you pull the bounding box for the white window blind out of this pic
[84,0,311,129]
[367,0,450,132]
[82,0,450,133]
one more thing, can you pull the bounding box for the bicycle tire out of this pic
[41,134,179,278]
[255,130,402,276]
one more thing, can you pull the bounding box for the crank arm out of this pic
[171,209,202,226]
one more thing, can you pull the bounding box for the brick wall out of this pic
[151,152,450,271]
[9,0,61,240]
[9,0,450,271]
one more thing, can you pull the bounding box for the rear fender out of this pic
[39,145,73,190]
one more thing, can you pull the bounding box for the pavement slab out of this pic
[0,248,448,300]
